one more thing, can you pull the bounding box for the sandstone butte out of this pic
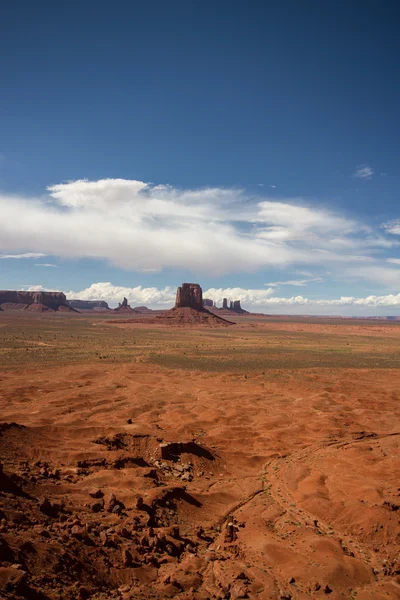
[156,283,234,326]
[0,291,75,312]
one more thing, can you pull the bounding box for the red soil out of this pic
[0,318,399,599]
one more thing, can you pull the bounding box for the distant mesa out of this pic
[218,297,247,314]
[156,283,234,326]
[202,298,215,308]
[0,291,76,313]
[132,305,153,313]
[68,299,110,311]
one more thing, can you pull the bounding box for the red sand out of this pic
[0,316,399,599]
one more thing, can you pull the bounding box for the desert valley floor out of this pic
[0,313,399,599]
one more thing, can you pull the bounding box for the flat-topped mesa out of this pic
[175,283,203,310]
[203,298,214,308]
[68,299,110,311]
[222,298,228,310]
[0,290,72,312]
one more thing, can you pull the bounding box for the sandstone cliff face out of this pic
[0,291,71,312]
[68,300,110,310]
[175,283,203,310]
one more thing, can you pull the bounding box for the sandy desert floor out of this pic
[0,313,399,599]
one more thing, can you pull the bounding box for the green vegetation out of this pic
[1,313,400,372]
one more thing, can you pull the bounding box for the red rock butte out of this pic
[114,297,138,313]
[154,283,234,327]
[175,283,203,310]
[0,291,75,312]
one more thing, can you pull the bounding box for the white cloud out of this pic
[0,252,47,259]
[265,278,323,287]
[354,165,373,180]
[0,178,395,284]
[382,221,400,236]
[34,263,59,268]
[66,282,176,307]
[27,281,400,315]
[387,258,400,265]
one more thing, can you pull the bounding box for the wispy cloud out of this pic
[382,220,400,235]
[0,178,396,286]
[265,277,323,287]
[0,252,47,259]
[354,164,373,180]
[34,263,59,268]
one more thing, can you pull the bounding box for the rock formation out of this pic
[202,298,214,308]
[132,305,153,313]
[233,300,244,312]
[0,291,75,312]
[114,297,137,313]
[68,300,110,311]
[119,297,129,309]
[154,283,234,326]
[215,298,248,314]
[175,283,203,310]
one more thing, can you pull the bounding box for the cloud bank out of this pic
[2,178,400,298]
[22,282,400,315]
[0,178,397,279]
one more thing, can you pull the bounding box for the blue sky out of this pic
[1,1,400,314]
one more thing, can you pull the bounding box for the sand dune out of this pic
[0,315,399,598]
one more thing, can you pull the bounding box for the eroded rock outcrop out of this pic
[155,283,234,326]
[68,300,110,311]
[203,298,214,307]
[114,298,137,313]
[216,298,248,314]
[233,300,245,312]
[175,283,203,310]
[0,291,74,312]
